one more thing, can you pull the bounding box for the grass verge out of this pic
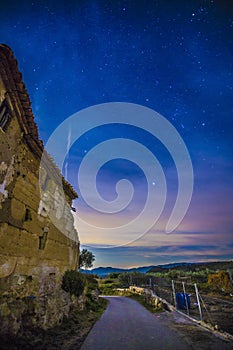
[128,293,164,313]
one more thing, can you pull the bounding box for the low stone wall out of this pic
[0,287,85,336]
[129,286,152,296]
[127,286,172,311]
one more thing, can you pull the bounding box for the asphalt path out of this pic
[80,296,190,350]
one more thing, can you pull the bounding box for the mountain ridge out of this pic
[80,260,233,277]
[80,265,154,276]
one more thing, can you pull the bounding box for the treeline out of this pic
[98,267,233,296]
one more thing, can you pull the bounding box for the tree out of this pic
[79,248,95,270]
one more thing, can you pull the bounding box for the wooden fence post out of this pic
[194,283,202,321]
[182,281,189,316]
[172,280,177,309]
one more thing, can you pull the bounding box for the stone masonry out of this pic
[0,44,80,335]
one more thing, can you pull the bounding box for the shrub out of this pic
[85,274,98,286]
[207,271,232,293]
[62,270,85,297]
[85,274,99,301]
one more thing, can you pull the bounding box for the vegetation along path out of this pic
[81,296,233,350]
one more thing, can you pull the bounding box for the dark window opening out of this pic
[0,98,12,132]
[24,208,32,221]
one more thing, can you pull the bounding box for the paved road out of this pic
[80,296,190,350]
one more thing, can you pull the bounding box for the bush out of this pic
[85,274,99,301]
[207,271,233,293]
[62,270,85,297]
[85,274,98,286]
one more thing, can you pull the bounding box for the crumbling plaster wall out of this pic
[0,63,81,335]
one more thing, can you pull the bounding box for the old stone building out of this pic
[0,44,80,334]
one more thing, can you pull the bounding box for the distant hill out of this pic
[80,260,233,277]
[148,260,233,274]
[80,265,154,277]
[148,262,193,273]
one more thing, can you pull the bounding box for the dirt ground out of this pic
[155,286,233,336]
[153,310,233,350]
[200,294,233,335]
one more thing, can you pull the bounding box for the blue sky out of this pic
[1,0,232,267]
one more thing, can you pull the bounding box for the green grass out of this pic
[127,293,164,313]
[98,278,121,295]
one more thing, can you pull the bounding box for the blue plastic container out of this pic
[176,292,190,309]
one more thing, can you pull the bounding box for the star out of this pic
[1,0,232,267]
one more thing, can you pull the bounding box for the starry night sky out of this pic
[1,0,233,267]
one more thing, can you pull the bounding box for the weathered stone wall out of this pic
[0,281,86,336]
[0,45,80,335]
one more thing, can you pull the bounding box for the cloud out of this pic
[83,243,233,268]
